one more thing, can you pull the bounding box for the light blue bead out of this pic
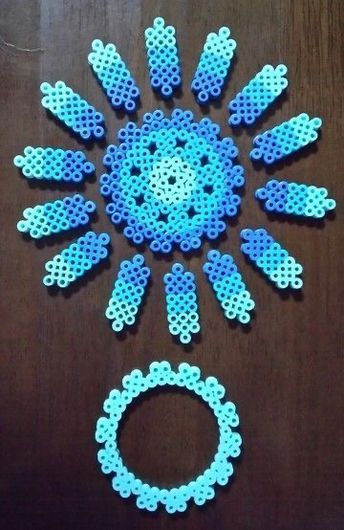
[43,231,110,288]
[164,263,200,344]
[145,17,181,98]
[100,108,244,253]
[228,64,288,126]
[241,227,303,289]
[250,113,322,164]
[95,362,242,513]
[256,179,336,218]
[17,194,96,239]
[203,250,255,324]
[191,27,236,104]
[40,81,105,140]
[106,255,151,332]
[13,146,95,182]
[88,39,140,113]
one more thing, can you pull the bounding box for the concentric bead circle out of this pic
[100,108,244,253]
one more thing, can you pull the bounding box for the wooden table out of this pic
[1,1,343,528]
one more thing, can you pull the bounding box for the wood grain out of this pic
[0,1,343,529]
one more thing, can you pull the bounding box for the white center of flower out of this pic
[148,156,196,205]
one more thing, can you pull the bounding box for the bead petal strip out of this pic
[40,81,105,140]
[203,250,255,324]
[88,39,140,113]
[164,263,200,344]
[43,231,110,288]
[13,147,95,182]
[240,227,303,289]
[191,27,236,105]
[255,179,336,218]
[105,254,151,332]
[228,64,288,126]
[144,17,181,99]
[17,194,96,239]
[250,113,322,165]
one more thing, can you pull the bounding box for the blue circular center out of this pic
[100,108,245,253]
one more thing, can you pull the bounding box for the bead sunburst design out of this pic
[15,18,335,343]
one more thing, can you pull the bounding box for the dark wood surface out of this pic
[1,1,343,529]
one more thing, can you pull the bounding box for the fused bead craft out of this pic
[203,250,255,324]
[106,254,151,332]
[17,194,96,239]
[100,108,244,254]
[191,27,236,105]
[88,39,140,113]
[95,361,242,513]
[228,64,288,126]
[40,81,105,140]
[13,147,95,182]
[250,113,322,164]
[163,263,200,344]
[255,179,336,218]
[43,231,110,288]
[241,228,303,289]
[144,17,181,98]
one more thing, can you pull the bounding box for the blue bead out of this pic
[203,250,255,324]
[240,228,303,289]
[250,113,322,164]
[145,18,181,99]
[100,108,244,253]
[43,231,110,288]
[13,147,95,182]
[88,39,140,113]
[106,255,151,332]
[191,27,236,105]
[228,64,288,126]
[163,263,200,344]
[255,179,336,218]
[17,194,96,238]
[40,81,105,140]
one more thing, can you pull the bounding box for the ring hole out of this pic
[118,387,218,487]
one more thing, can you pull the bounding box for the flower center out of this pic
[148,156,196,205]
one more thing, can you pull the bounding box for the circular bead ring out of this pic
[95,361,242,514]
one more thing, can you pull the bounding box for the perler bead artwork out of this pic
[191,27,236,105]
[106,254,151,332]
[203,250,255,324]
[100,108,244,253]
[13,147,95,182]
[241,228,303,289]
[17,194,96,239]
[255,179,336,219]
[144,17,181,99]
[95,361,242,513]
[164,263,200,344]
[88,39,140,113]
[15,17,335,339]
[43,231,110,288]
[40,81,105,140]
[250,113,322,164]
[228,64,288,126]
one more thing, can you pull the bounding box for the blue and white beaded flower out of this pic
[100,109,244,253]
[15,17,336,340]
